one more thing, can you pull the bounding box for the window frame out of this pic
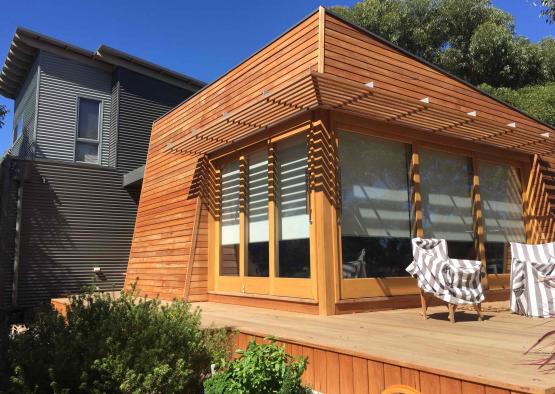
[13,115,24,144]
[74,96,102,165]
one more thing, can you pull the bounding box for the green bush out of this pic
[204,339,310,394]
[1,288,231,394]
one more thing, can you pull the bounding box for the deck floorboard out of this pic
[194,301,555,393]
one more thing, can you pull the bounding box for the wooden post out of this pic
[472,158,488,288]
[410,145,424,238]
[184,196,202,301]
[310,110,338,315]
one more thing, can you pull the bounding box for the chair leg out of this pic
[448,303,457,323]
[475,303,483,321]
[420,290,428,319]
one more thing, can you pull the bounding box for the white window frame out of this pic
[74,96,102,164]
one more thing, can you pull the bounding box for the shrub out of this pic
[2,288,231,394]
[204,339,310,394]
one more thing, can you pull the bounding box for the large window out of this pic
[478,161,525,273]
[220,162,240,276]
[339,132,412,278]
[276,135,310,278]
[247,150,269,277]
[75,98,101,164]
[420,149,475,259]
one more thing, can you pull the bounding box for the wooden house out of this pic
[125,7,555,315]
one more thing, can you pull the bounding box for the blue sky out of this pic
[0,0,553,154]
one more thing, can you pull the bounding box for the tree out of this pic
[480,82,555,126]
[0,105,6,129]
[541,0,555,23]
[331,0,552,89]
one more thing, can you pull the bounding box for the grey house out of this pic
[0,28,204,308]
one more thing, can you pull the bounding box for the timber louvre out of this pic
[125,7,555,313]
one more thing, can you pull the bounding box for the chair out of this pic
[510,242,555,318]
[406,238,484,323]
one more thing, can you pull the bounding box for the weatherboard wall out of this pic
[113,67,194,173]
[35,50,112,164]
[124,12,320,300]
[15,159,139,307]
[11,59,39,159]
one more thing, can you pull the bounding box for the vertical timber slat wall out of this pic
[527,155,555,243]
[125,13,319,300]
[232,332,526,394]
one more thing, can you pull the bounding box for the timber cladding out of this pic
[232,332,529,394]
[125,8,555,304]
[124,12,320,300]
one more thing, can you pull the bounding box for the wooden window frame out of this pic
[211,131,316,300]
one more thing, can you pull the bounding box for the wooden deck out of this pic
[195,301,555,394]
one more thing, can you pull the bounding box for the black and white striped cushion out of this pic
[510,242,555,317]
[406,238,484,305]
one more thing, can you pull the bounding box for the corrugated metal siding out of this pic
[16,159,138,306]
[36,51,112,164]
[0,159,18,308]
[115,68,194,172]
[11,60,39,159]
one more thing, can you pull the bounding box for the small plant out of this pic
[204,338,310,394]
[2,287,231,393]
[525,330,555,370]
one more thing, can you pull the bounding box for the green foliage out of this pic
[204,339,310,394]
[480,82,555,126]
[1,289,231,393]
[331,0,554,89]
[541,0,555,23]
[0,105,7,129]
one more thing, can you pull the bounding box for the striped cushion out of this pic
[406,238,484,305]
[510,242,555,317]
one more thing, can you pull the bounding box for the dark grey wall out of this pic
[113,68,194,172]
[0,159,18,308]
[15,159,139,307]
[36,51,112,164]
[11,59,39,159]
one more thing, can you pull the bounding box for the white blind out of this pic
[248,150,269,243]
[277,136,309,241]
[339,132,411,238]
[478,161,525,243]
[420,149,473,241]
[221,162,240,245]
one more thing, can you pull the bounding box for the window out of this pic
[478,161,525,273]
[247,150,269,277]
[339,132,412,278]
[13,116,23,142]
[420,149,475,259]
[75,98,100,164]
[276,135,310,278]
[220,161,240,276]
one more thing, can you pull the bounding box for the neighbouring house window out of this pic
[220,161,240,276]
[478,161,525,274]
[75,98,101,164]
[247,150,269,277]
[339,132,412,278]
[13,116,23,142]
[420,149,475,259]
[276,135,310,278]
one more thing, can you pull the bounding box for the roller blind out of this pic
[420,149,473,241]
[478,161,525,243]
[339,132,411,238]
[277,136,309,241]
[221,162,240,245]
[248,150,269,243]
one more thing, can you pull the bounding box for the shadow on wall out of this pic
[17,160,74,307]
[14,160,139,307]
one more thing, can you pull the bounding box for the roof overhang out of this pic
[165,70,555,158]
[0,27,205,99]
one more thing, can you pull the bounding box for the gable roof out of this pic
[0,27,205,99]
